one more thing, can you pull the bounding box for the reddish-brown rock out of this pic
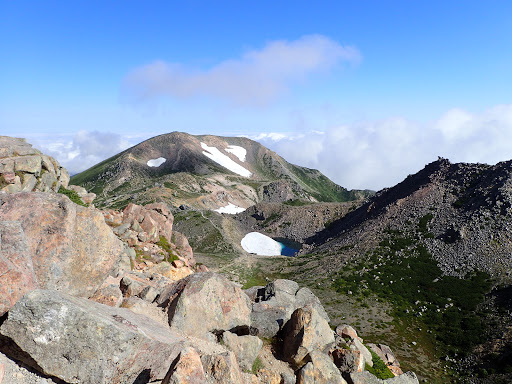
[0,192,124,298]
[0,221,38,316]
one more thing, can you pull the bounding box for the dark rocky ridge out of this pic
[306,158,512,281]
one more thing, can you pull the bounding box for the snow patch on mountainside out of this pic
[147,157,166,167]
[201,142,252,177]
[214,203,246,214]
[241,232,282,256]
[225,145,247,162]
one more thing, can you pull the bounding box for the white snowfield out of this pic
[225,145,247,162]
[147,157,166,167]
[241,232,283,256]
[214,203,246,214]
[201,142,252,178]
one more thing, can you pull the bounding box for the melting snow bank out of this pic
[201,142,252,178]
[241,232,283,256]
[214,203,246,214]
[147,157,166,167]
[225,145,247,162]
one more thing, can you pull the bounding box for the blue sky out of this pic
[1,1,512,189]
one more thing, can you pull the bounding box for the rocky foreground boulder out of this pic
[0,192,128,315]
[0,136,69,193]
[0,276,419,384]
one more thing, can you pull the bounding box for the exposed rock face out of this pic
[0,221,38,316]
[281,307,335,368]
[164,346,207,384]
[221,331,262,371]
[297,350,347,384]
[157,272,252,340]
[348,371,419,384]
[0,136,69,193]
[0,289,186,384]
[0,192,125,299]
[103,202,195,270]
[247,279,330,338]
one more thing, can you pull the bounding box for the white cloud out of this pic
[254,104,512,191]
[30,131,136,175]
[122,35,361,106]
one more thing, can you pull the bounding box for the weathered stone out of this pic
[332,348,364,373]
[348,371,419,384]
[140,211,161,242]
[120,275,147,297]
[1,172,16,184]
[138,285,160,302]
[297,350,346,384]
[336,324,361,341]
[295,287,330,323]
[282,307,335,368]
[0,159,14,173]
[221,331,262,371]
[248,279,330,338]
[21,173,38,192]
[14,156,42,175]
[200,350,244,384]
[0,192,124,298]
[0,289,186,384]
[0,221,38,316]
[367,343,402,375]
[121,296,168,326]
[172,231,194,264]
[350,338,373,367]
[58,167,70,188]
[172,259,185,268]
[0,351,60,384]
[36,171,57,192]
[164,346,206,384]
[89,284,123,307]
[157,273,251,340]
[147,262,194,281]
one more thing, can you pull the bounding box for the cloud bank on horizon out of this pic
[252,103,512,190]
[122,35,360,106]
[29,103,512,191]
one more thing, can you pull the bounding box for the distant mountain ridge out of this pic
[71,131,372,211]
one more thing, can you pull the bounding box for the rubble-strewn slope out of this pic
[307,158,512,280]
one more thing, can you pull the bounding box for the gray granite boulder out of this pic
[157,272,252,340]
[0,289,186,384]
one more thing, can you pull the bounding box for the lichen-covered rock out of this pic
[157,272,251,340]
[0,352,60,384]
[350,338,373,368]
[332,348,364,373]
[89,283,123,307]
[247,279,330,338]
[0,221,38,316]
[348,371,419,384]
[0,136,69,193]
[200,350,244,384]
[0,289,186,384]
[297,350,347,384]
[281,307,335,368]
[164,346,207,384]
[221,331,262,371]
[0,192,124,298]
